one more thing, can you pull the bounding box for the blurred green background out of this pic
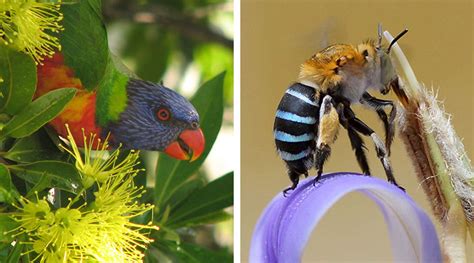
[102,0,234,259]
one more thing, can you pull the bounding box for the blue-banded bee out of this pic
[274,25,408,196]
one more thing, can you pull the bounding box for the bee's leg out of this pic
[314,95,339,185]
[314,145,331,184]
[283,169,302,197]
[361,93,396,156]
[348,117,405,191]
[337,104,371,176]
[347,128,371,175]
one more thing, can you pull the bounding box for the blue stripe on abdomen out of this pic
[274,130,314,142]
[278,147,312,161]
[285,89,318,106]
[276,110,317,124]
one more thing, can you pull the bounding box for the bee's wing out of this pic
[317,19,337,50]
[295,19,339,52]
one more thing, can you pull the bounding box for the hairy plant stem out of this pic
[384,31,473,262]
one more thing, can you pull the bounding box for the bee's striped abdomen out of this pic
[274,82,319,174]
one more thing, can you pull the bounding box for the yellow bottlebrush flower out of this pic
[87,169,157,261]
[80,207,158,262]
[10,197,76,262]
[8,128,158,262]
[11,196,54,232]
[0,1,63,64]
[32,238,69,263]
[30,208,84,262]
[60,124,141,188]
[93,168,147,215]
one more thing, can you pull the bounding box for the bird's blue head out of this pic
[107,79,205,161]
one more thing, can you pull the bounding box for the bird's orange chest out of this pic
[36,54,102,147]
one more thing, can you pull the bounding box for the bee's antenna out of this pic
[377,23,383,49]
[387,28,409,53]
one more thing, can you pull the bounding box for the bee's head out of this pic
[357,25,408,94]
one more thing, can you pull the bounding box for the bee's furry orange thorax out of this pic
[299,44,365,91]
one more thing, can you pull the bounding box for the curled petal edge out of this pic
[250,173,441,263]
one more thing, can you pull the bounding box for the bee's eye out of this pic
[362,50,369,57]
[157,108,171,121]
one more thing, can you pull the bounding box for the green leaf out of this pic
[176,243,233,263]
[0,214,18,246]
[171,210,232,228]
[60,0,109,90]
[0,88,76,139]
[0,48,36,115]
[154,225,180,243]
[165,177,205,211]
[167,172,233,228]
[156,241,233,263]
[9,161,81,193]
[3,129,65,163]
[0,164,17,204]
[25,173,52,199]
[6,242,22,263]
[154,72,225,209]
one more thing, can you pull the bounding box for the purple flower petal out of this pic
[250,173,441,262]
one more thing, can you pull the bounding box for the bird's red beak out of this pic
[164,128,205,162]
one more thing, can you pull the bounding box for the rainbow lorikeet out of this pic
[36,53,205,161]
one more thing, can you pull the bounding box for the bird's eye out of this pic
[191,121,199,129]
[157,108,171,121]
